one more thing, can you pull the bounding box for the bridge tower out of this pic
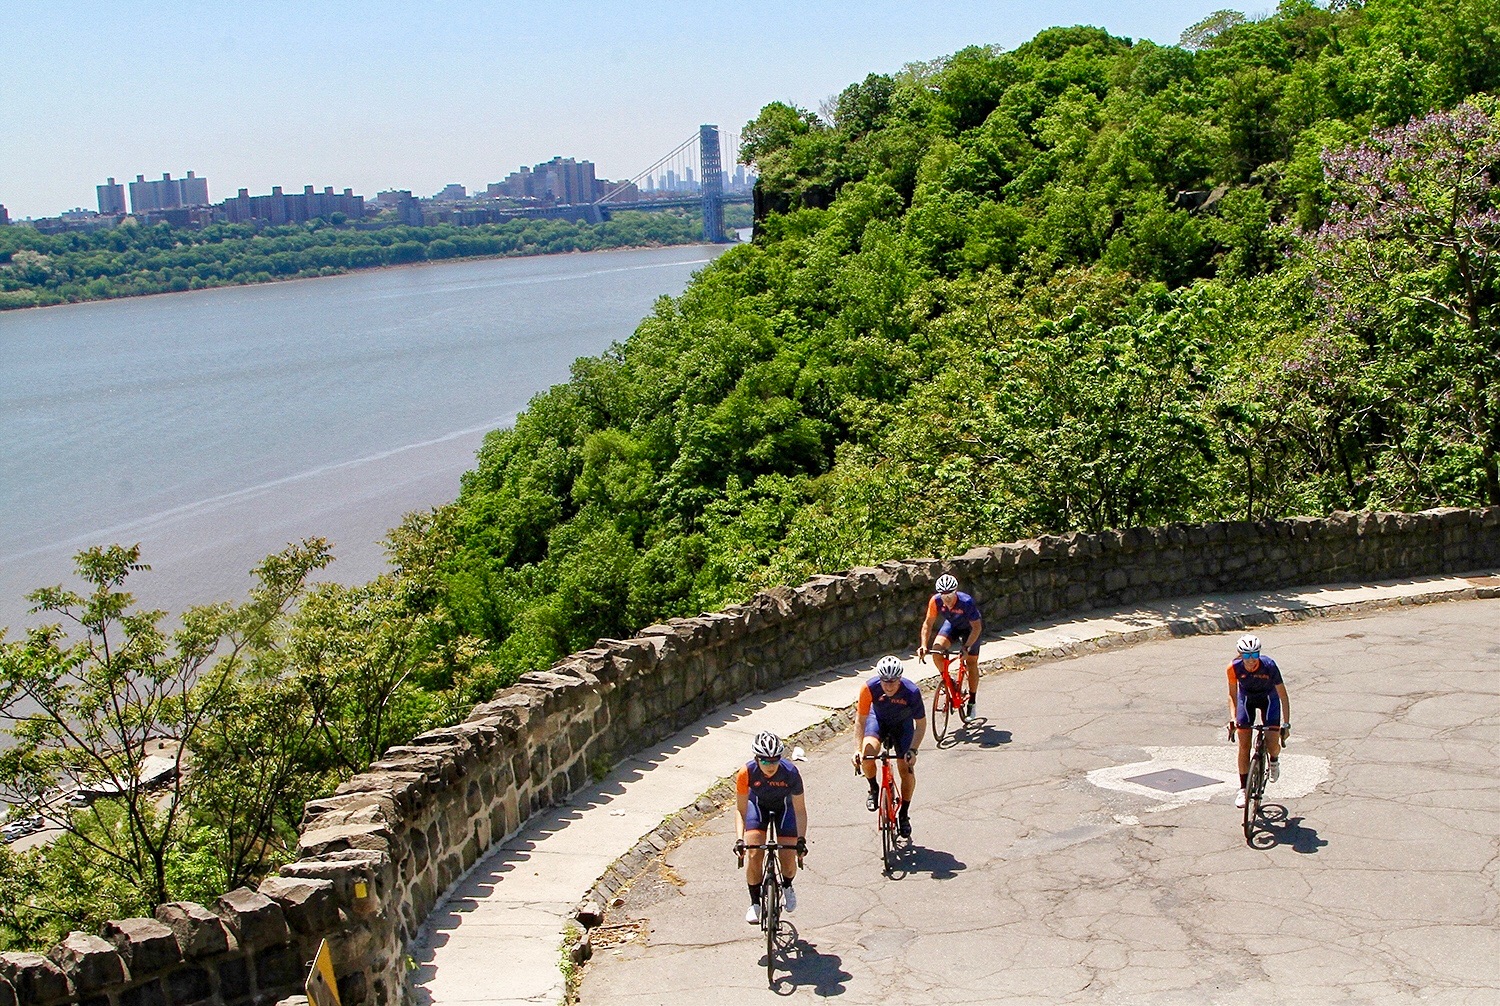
[699,124,727,243]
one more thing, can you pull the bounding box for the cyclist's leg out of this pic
[1235,689,1254,778]
[775,803,799,881]
[890,723,916,803]
[744,797,769,883]
[861,715,882,781]
[932,631,954,678]
[964,640,980,709]
[860,721,881,808]
[1264,691,1283,759]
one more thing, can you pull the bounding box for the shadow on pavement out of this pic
[937,717,1011,749]
[1253,804,1328,853]
[901,842,967,880]
[769,922,852,997]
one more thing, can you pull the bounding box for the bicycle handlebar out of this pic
[735,839,806,868]
[853,750,909,775]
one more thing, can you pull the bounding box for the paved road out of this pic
[579,600,1500,1004]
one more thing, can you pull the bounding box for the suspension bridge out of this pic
[500,125,753,241]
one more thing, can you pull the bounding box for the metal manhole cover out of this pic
[1122,768,1220,793]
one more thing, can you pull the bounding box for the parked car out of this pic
[2,815,44,842]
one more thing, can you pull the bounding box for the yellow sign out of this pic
[306,939,342,1006]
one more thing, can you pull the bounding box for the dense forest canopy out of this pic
[435,0,1500,673]
[4,0,1499,948]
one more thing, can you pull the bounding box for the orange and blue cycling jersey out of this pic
[858,677,925,754]
[1227,655,1283,695]
[737,758,803,836]
[928,591,983,655]
[1228,656,1284,727]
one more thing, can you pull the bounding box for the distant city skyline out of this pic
[1,0,1234,219]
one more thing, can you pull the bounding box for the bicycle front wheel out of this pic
[932,682,952,743]
[879,786,896,874]
[1243,757,1264,844]
[763,875,780,985]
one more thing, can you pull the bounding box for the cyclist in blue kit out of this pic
[734,731,807,924]
[1226,634,1292,808]
[852,655,927,838]
[917,573,984,718]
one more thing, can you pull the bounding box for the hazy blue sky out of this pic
[1,1,1239,219]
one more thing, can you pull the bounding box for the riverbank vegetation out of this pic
[4,0,1498,948]
[0,207,745,310]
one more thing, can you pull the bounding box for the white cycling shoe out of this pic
[1269,760,1280,783]
[745,903,760,925]
[1235,789,1247,808]
[783,885,797,913]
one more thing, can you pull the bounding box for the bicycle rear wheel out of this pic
[762,870,780,986]
[1243,755,1264,844]
[932,680,952,742]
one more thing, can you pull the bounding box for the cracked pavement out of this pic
[580,600,1500,1004]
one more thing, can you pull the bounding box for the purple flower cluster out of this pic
[1309,101,1500,332]
[1316,103,1500,250]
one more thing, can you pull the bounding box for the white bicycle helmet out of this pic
[935,573,959,594]
[1236,634,1261,655]
[751,731,784,760]
[875,655,905,681]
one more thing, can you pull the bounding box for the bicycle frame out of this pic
[1242,723,1270,844]
[930,647,971,742]
[859,750,903,873]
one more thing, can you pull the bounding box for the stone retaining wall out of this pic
[5,507,1497,1006]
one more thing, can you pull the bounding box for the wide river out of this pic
[0,244,726,630]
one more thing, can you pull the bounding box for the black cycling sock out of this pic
[1239,773,1248,788]
[782,878,793,888]
[898,799,911,820]
[748,883,761,904]
[867,778,878,797]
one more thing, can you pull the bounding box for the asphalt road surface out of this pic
[579,600,1500,1005]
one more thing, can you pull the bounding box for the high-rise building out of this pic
[97,177,126,215]
[435,183,466,201]
[128,171,210,213]
[489,157,598,205]
[220,184,365,225]
[180,172,209,207]
[0,204,9,226]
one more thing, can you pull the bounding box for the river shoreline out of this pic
[0,232,741,314]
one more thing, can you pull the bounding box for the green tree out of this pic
[1310,99,1500,503]
[0,540,329,911]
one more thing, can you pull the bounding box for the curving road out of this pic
[579,600,1500,1004]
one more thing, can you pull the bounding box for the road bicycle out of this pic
[928,646,973,744]
[734,817,803,986]
[1233,721,1286,844]
[856,748,904,874]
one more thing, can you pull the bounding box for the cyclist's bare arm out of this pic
[853,688,873,761]
[911,716,927,756]
[792,793,808,841]
[1276,683,1290,727]
[1225,664,1239,725]
[918,610,938,659]
[734,792,749,841]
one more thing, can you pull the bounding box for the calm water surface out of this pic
[0,245,724,627]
